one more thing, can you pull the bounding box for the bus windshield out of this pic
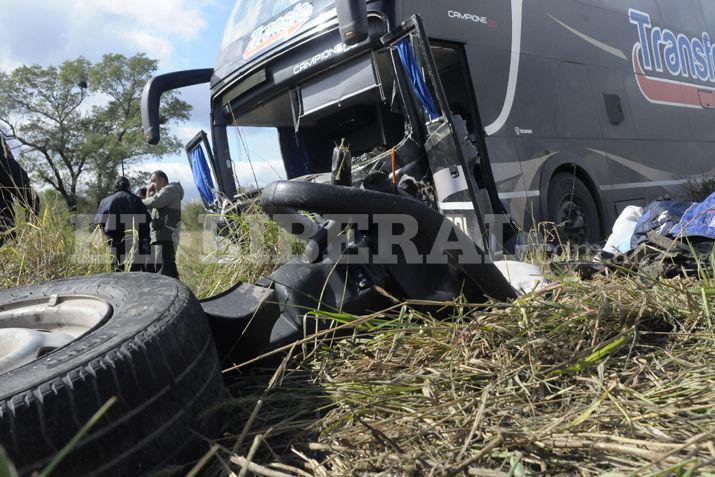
[226,126,286,194]
[217,0,317,80]
[221,0,304,49]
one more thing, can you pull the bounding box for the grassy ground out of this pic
[213,275,714,476]
[1,208,714,476]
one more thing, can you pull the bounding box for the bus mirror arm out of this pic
[141,68,214,145]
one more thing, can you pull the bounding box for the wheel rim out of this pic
[557,196,589,244]
[0,295,112,375]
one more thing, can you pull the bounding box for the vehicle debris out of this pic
[566,193,715,280]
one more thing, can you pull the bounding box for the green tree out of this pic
[0,54,190,211]
[182,201,205,231]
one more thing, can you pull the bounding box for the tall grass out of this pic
[177,204,302,299]
[1,204,713,476]
[0,202,298,296]
[0,205,109,288]
[215,272,715,476]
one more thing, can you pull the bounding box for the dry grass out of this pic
[177,205,302,299]
[212,271,715,476]
[0,206,109,288]
[2,206,714,476]
[0,203,296,296]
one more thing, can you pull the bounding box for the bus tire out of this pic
[0,273,225,476]
[547,172,602,244]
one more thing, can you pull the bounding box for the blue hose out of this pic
[395,38,440,121]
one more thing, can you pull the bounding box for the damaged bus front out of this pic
[142,0,515,248]
[141,0,521,358]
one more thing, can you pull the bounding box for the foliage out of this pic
[0,53,190,211]
[0,204,109,288]
[0,446,18,477]
[178,204,302,299]
[0,201,299,299]
[182,201,205,231]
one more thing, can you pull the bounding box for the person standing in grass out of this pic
[143,170,183,278]
[0,135,38,246]
[94,176,151,272]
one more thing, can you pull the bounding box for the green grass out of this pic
[0,446,18,477]
[1,206,714,476]
[177,205,302,299]
[214,273,714,476]
[0,205,110,288]
[0,203,297,295]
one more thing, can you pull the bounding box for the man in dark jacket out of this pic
[0,135,38,245]
[143,170,183,278]
[94,176,151,271]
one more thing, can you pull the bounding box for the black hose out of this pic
[260,181,516,301]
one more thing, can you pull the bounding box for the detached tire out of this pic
[547,172,602,244]
[0,273,225,476]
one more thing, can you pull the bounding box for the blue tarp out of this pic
[630,201,692,249]
[190,145,216,205]
[670,191,715,240]
[396,38,439,121]
[626,192,715,249]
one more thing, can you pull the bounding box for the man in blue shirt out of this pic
[94,176,151,271]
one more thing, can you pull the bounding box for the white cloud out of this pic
[0,1,295,208]
[0,54,21,72]
[233,160,285,189]
[176,125,202,144]
[78,0,208,40]
[178,83,213,130]
[119,30,174,63]
[0,0,220,191]
[0,0,212,69]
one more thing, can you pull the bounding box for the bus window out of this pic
[226,126,286,194]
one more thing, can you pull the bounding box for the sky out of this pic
[0,0,285,203]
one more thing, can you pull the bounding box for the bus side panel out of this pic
[516,138,615,225]
[495,0,715,226]
[654,0,708,35]
[586,63,648,214]
[701,0,715,33]
[520,0,663,70]
[483,50,614,227]
[401,0,715,230]
[544,0,715,204]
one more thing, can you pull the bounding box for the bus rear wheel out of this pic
[547,172,602,244]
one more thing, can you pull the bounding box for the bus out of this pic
[143,0,715,247]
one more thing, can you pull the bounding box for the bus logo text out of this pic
[629,8,715,109]
[293,42,356,76]
[448,10,497,28]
